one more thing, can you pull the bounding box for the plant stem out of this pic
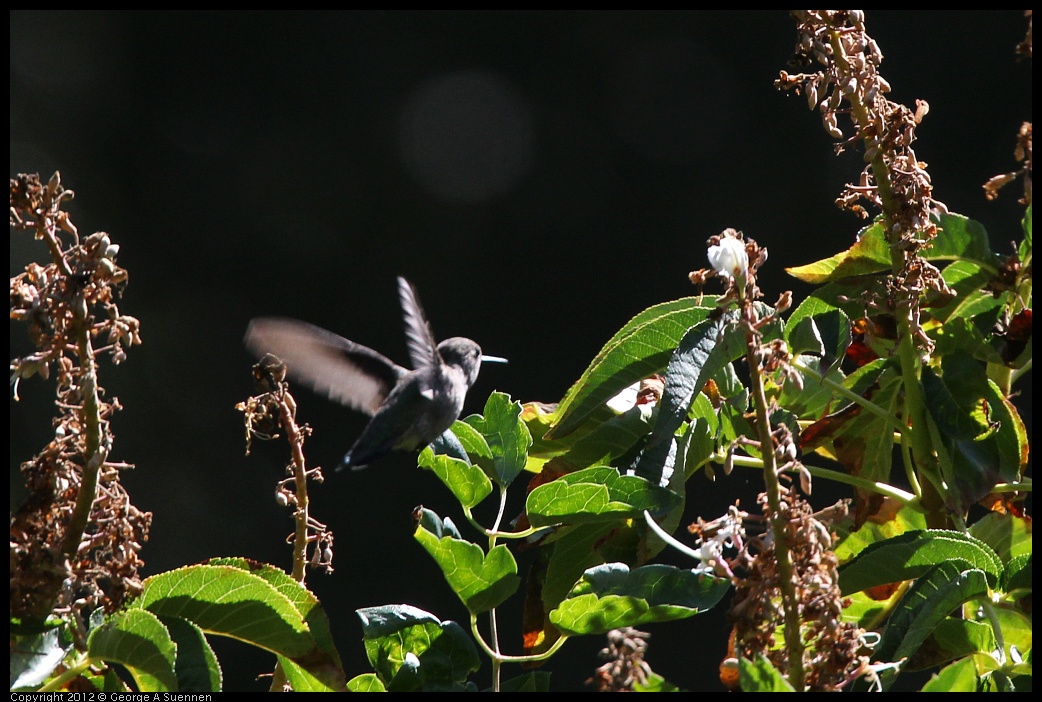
[743,312,806,691]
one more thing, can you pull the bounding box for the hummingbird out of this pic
[244,276,506,469]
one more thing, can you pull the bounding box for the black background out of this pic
[11,11,1032,691]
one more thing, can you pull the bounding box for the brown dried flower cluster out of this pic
[237,353,335,579]
[586,627,654,692]
[776,10,954,356]
[727,490,869,691]
[10,173,149,620]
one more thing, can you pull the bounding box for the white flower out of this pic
[707,236,748,280]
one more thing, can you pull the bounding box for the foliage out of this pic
[11,9,1031,693]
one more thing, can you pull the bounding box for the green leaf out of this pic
[635,308,763,483]
[463,392,532,488]
[526,466,682,528]
[786,220,893,284]
[921,657,980,692]
[205,558,344,691]
[548,563,730,636]
[356,605,480,692]
[785,295,851,369]
[969,511,1033,563]
[133,564,341,689]
[547,299,715,439]
[839,530,1002,594]
[738,654,796,692]
[413,514,520,614]
[873,562,990,689]
[786,213,998,285]
[1002,553,1031,594]
[347,673,387,691]
[921,354,1022,511]
[833,500,926,562]
[497,672,552,691]
[160,616,222,692]
[908,618,995,671]
[634,672,682,691]
[418,445,493,509]
[87,608,177,692]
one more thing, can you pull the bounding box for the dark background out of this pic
[11,11,1032,691]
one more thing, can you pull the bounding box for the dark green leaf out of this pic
[160,616,222,692]
[839,530,1001,595]
[635,308,762,483]
[356,604,480,692]
[497,672,552,691]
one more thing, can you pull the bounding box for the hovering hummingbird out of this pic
[244,276,506,469]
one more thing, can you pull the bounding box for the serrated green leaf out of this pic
[133,564,338,688]
[355,605,480,692]
[418,446,493,509]
[547,299,715,439]
[785,296,850,370]
[839,530,1002,594]
[414,516,520,614]
[1002,554,1031,594]
[548,563,729,635]
[874,562,990,689]
[87,608,177,692]
[463,392,532,487]
[526,466,682,528]
[160,616,222,692]
[738,654,796,692]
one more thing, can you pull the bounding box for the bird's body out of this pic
[244,277,503,468]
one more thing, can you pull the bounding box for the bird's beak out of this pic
[481,354,508,364]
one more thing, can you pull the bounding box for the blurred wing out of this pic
[244,317,404,415]
[397,276,440,373]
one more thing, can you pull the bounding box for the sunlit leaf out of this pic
[526,466,682,528]
[548,563,730,635]
[413,513,520,614]
[547,299,715,439]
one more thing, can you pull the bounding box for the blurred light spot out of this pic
[397,70,534,203]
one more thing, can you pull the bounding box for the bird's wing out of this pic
[244,317,404,415]
[397,276,441,376]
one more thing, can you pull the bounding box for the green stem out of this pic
[37,654,92,692]
[791,359,905,434]
[469,614,569,664]
[717,452,920,506]
[829,29,944,526]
